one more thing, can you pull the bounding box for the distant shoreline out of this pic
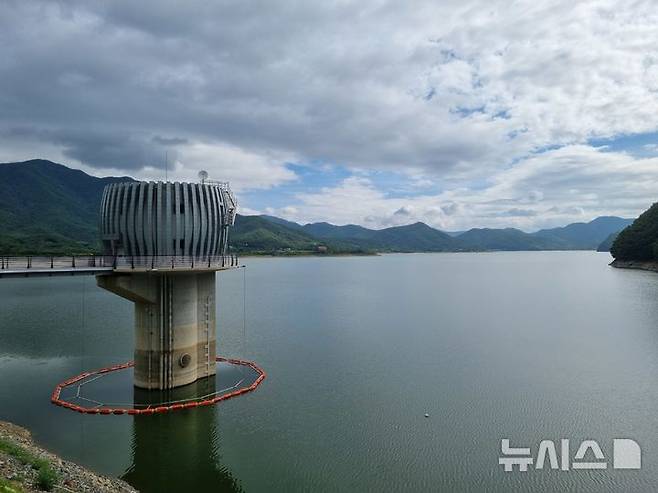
[238,251,378,258]
[610,259,658,273]
[238,249,610,258]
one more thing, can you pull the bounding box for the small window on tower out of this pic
[180,239,184,250]
[180,203,185,214]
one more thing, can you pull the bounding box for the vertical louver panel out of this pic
[120,185,130,253]
[199,185,208,257]
[218,189,225,254]
[99,186,108,237]
[114,185,123,245]
[164,183,172,256]
[208,185,217,255]
[136,183,146,256]
[145,182,154,255]
[174,183,181,256]
[106,184,116,238]
[183,184,192,255]
[127,185,137,254]
[156,182,163,256]
[191,184,199,256]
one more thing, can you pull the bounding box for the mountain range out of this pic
[0,159,635,255]
[240,214,632,254]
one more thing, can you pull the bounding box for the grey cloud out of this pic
[441,202,459,215]
[152,136,188,146]
[526,191,544,203]
[7,126,175,170]
[547,206,586,216]
[502,208,539,217]
[60,132,167,171]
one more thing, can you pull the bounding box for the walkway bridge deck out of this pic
[0,255,240,278]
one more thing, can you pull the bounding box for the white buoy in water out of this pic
[424,413,429,418]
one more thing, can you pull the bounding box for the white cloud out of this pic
[270,146,658,231]
[169,142,296,191]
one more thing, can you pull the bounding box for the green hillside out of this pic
[365,222,464,251]
[0,159,132,254]
[611,202,658,261]
[269,218,466,251]
[232,215,317,251]
[458,228,565,251]
[231,215,370,254]
[597,232,619,252]
[302,222,374,241]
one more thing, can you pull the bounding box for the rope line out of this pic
[66,376,248,409]
[51,356,266,416]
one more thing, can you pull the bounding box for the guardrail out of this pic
[0,255,240,272]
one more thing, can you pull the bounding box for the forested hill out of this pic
[0,159,636,255]
[611,202,658,261]
[597,232,619,252]
[0,159,132,254]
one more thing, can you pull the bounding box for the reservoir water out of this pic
[1,251,658,492]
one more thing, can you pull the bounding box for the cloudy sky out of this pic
[2,0,658,231]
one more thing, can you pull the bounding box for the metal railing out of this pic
[113,254,240,271]
[0,255,240,272]
[205,180,237,225]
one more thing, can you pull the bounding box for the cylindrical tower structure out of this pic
[96,180,237,390]
[99,181,236,257]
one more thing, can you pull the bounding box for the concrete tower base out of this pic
[97,272,217,389]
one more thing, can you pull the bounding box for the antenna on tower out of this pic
[198,170,208,184]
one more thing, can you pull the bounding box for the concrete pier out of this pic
[95,179,238,390]
[97,272,217,389]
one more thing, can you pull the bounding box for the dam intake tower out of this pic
[96,180,238,390]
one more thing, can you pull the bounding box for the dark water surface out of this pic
[1,252,658,492]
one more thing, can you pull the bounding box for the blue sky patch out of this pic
[588,131,658,157]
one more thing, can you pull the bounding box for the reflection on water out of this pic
[122,376,242,492]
